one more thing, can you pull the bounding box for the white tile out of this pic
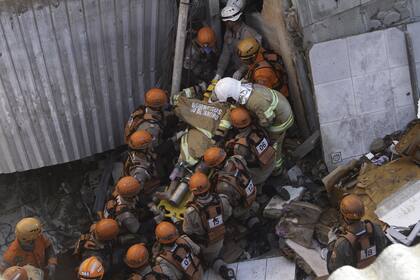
[386,28,408,67]
[407,22,420,63]
[347,31,388,76]
[314,79,356,123]
[360,110,397,153]
[353,70,393,114]
[396,105,416,130]
[390,66,414,107]
[236,259,267,280]
[265,257,295,280]
[309,39,351,85]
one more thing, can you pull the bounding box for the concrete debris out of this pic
[291,130,321,160]
[383,11,401,25]
[287,165,304,185]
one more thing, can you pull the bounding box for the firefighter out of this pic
[182,172,235,280]
[236,37,288,96]
[215,4,262,80]
[213,78,294,175]
[202,146,260,230]
[154,221,203,280]
[183,26,219,87]
[78,256,104,280]
[225,107,276,184]
[0,218,57,279]
[74,218,119,273]
[327,194,388,273]
[2,266,28,280]
[124,243,169,280]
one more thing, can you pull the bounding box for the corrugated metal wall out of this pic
[0,0,177,173]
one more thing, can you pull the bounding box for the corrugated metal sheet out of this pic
[0,0,177,173]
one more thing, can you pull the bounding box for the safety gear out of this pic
[155,222,179,244]
[116,176,141,198]
[78,256,104,280]
[128,130,153,150]
[124,105,163,143]
[221,5,242,22]
[189,195,226,245]
[237,37,260,63]
[124,243,149,269]
[94,219,119,241]
[230,107,251,128]
[2,266,28,280]
[227,0,246,11]
[15,218,42,243]
[158,237,203,280]
[340,194,365,221]
[204,147,227,168]
[214,78,241,102]
[145,88,168,108]
[189,172,210,195]
[197,27,216,48]
[204,79,219,101]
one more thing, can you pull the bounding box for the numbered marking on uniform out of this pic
[256,138,269,154]
[360,245,377,260]
[208,215,223,228]
[181,254,192,270]
[245,180,255,196]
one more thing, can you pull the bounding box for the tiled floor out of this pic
[203,256,295,280]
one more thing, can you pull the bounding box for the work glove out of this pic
[204,75,220,101]
[232,70,244,80]
[47,264,56,280]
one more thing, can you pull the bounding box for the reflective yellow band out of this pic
[275,157,284,168]
[219,120,231,130]
[196,127,213,139]
[181,134,199,165]
[264,89,279,119]
[268,114,294,133]
[184,87,193,98]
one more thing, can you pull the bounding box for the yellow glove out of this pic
[204,79,219,102]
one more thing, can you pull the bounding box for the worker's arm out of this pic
[215,32,233,78]
[326,238,354,274]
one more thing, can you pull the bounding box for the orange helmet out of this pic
[124,243,149,269]
[128,130,153,150]
[155,221,179,244]
[116,176,141,198]
[204,147,227,168]
[197,26,216,47]
[94,219,120,241]
[145,88,168,108]
[340,194,365,221]
[2,266,28,280]
[78,257,104,280]
[189,172,210,195]
[230,107,251,128]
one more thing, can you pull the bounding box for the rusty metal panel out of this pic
[0,0,177,173]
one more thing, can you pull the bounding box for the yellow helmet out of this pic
[15,217,42,242]
[237,37,260,64]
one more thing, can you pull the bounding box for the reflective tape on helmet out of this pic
[219,119,231,130]
[268,114,294,133]
[263,90,279,119]
[181,134,199,165]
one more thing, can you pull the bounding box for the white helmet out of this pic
[214,77,241,102]
[221,5,242,22]
[227,0,246,11]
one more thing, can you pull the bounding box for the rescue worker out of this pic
[183,26,218,87]
[74,218,120,272]
[78,256,104,280]
[236,37,288,96]
[124,243,169,280]
[214,4,261,80]
[2,266,28,280]
[0,217,57,280]
[154,221,203,280]
[225,107,276,184]
[182,173,235,280]
[202,147,260,230]
[327,194,388,273]
[213,78,294,175]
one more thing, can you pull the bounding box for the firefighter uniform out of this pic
[182,193,232,271]
[155,235,203,280]
[127,265,169,280]
[125,105,164,146]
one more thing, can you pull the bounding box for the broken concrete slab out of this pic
[263,187,306,219]
[286,239,328,277]
[287,165,304,185]
[291,130,321,160]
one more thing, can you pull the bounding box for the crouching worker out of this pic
[124,243,169,280]
[0,217,57,280]
[327,194,388,273]
[183,173,235,280]
[154,221,203,280]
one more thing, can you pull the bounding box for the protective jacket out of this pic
[128,265,169,280]
[2,234,57,270]
[124,105,164,144]
[214,155,256,208]
[156,235,203,280]
[327,220,388,273]
[124,150,160,194]
[183,40,218,85]
[104,191,141,234]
